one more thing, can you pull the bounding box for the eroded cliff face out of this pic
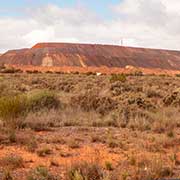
[1,43,180,70]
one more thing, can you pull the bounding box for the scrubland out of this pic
[0,71,180,179]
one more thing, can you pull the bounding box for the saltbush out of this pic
[109,74,127,83]
[71,93,117,115]
[27,90,60,112]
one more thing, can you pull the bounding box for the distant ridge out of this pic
[1,42,180,70]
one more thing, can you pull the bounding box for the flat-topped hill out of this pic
[1,42,180,70]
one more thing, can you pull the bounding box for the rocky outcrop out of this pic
[1,43,180,70]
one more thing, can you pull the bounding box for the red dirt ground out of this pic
[10,65,180,75]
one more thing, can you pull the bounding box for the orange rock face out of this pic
[1,42,180,70]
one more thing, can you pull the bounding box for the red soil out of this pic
[11,65,180,75]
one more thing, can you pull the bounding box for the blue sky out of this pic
[0,0,120,18]
[0,0,180,52]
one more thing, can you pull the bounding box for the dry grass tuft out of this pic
[0,154,24,170]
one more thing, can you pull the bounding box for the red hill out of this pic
[0,42,180,70]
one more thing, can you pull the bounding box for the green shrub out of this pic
[26,70,40,74]
[105,161,113,171]
[0,67,22,73]
[132,70,143,76]
[27,90,60,112]
[0,95,27,127]
[71,93,117,115]
[67,162,104,180]
[0,91,60,128]
[176,74,180,77]
[8,130,16,143]
[109,74,127,83]
[27,166,58,180]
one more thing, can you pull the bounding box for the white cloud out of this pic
[23,27,55,45]
[112,0,180,49]
[27,4,101,26]
[162,0,180,14]
[0,1,180,53]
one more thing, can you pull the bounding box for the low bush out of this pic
[51,81,74,92]
[37,147,52,157]
[0,154,24,170]
[85,72,96,76]
[26,136,38,152]
[146,89,162,98]
[110,74,127,83]
[108,138,120,148]
[132,70,143,76]
[0,95,27,128]
[110,82,132,96]
[163,89,180,107]
[1,169,13,180]
[8,130,16,143]
[175,74,180,77]
[0,91,60,129]
[67,161,104,180]
[27,166,59,180]
[68,140,80,149]
[26,70,41,74]
[105,161,113,171]
[45,71,53,74]
[71,92,117,115]
[27,90,60,112]
[0,95,27,121]
[0,67,22,74]
[128,96,156,110]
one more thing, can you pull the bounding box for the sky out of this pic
[0,0,180,52]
